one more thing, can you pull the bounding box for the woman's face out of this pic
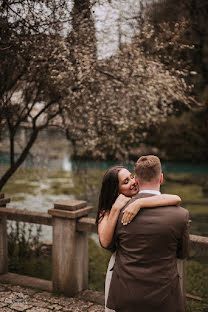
[118,168,138,197]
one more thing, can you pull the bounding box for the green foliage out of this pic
[144,0,208,102]
[162,173,208,204]
[187,260,208,300]
[8,222,51,280]
[189,215,208,237]
[186,300,208,312]
[186,260,208,312]
[141,0,208,164]
[88,237,111,292]
[146,111,208,163]
[161,172,208,236]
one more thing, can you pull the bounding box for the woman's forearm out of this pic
[138,194,181,208]
[98,208,120,248]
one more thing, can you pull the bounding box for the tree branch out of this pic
[96,67,125,85]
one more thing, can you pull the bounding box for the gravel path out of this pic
[0,282,105,312]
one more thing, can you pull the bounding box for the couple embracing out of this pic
[96,155,190,312]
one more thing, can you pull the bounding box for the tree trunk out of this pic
[9,131,15,166]
[0,129,39,191]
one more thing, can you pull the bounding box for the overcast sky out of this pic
[92,0,143,59]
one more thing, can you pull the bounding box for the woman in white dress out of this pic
[96,166,181,312]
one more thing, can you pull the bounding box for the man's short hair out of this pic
[134,155,162,183]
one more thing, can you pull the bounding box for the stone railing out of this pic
[0,193,208,300]
[0,194,94,296]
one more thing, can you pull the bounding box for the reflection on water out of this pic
[2,151,208,177]
[62,156,72,171]
[162,162,208,174]
[1,129,208,241]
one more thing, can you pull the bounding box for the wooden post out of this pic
[0,194,10,274]
[177,259,186,304]
[48,199,93,297]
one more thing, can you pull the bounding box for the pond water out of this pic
[1,129,208,242]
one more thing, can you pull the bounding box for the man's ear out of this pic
[160,173,163,184]
[134,175,139,185]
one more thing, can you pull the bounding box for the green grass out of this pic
[88,237,111,292]
[47,169,71,179]
[162,182,205,203]
[10,194,26,202]
[48,181,73,195]
[186,300,208,312]
[185,205,208,215]
[3,182,38,195]
[162,173,208,218]
[2,167,46,197]
[9,254,52,280]
[4,167,46,181]
[187,260,208,300]
[8,222,52,281]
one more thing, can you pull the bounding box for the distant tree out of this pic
[0,0,72,190]
[65,37,195,160]
[142,0,208,105]
[139,0,208,161]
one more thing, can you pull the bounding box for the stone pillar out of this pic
[177,259,186,303]
[0,194,10,274]
[48,199,93,297]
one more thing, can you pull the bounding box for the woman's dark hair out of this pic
[96,165,125,224]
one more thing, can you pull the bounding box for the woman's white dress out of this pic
[105,252,116,312]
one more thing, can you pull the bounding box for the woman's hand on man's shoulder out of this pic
[112,194,131,212]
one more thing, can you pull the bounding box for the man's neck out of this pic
[139,190,161,195]
[139,185,160,192]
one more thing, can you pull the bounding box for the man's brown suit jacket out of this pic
[107,193,190,312]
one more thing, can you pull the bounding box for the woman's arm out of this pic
[98,194,131,248]
[121,194,181,225]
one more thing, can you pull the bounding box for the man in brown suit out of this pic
[107,155,190,312]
